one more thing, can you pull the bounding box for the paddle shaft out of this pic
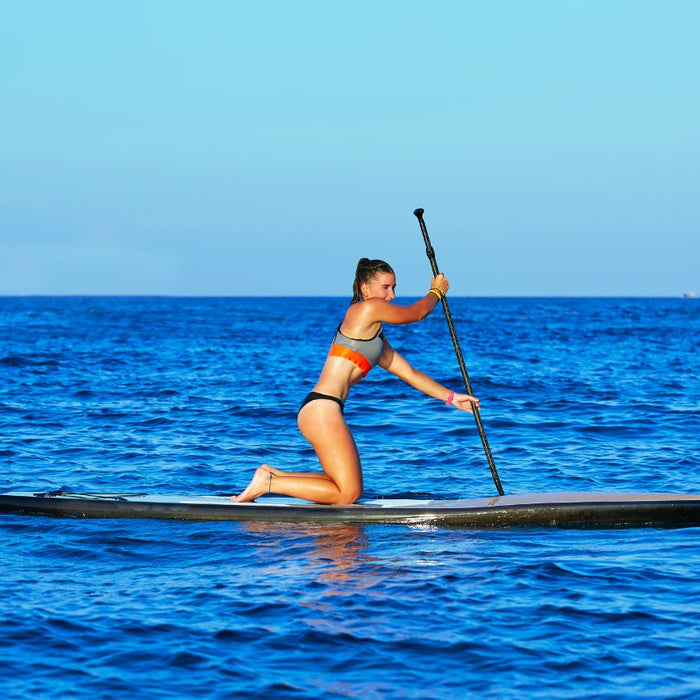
[413,208,505,496]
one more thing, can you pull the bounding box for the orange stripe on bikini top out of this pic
[328,344,372,377]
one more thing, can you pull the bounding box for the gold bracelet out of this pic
[428,288,443,301]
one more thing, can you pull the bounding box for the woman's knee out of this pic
[335,484,362,505]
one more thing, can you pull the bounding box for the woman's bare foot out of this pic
[232,465,274,503]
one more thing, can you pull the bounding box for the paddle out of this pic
[413,208,505,495]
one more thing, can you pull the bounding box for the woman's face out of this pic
[361,272,396,302]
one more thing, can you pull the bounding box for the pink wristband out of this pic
[445,391,455,406]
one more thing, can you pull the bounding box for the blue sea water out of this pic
[1,296,699,699]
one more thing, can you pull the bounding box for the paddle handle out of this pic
[413,208,505,495]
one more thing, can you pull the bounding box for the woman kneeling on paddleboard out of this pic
[233,258,479,505]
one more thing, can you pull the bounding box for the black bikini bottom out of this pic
[297,391,345,416]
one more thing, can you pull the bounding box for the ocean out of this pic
[1,296,699,698]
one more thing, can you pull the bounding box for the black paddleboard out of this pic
[2,490,700,528]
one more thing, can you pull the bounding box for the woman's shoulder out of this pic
[344,298,388,322]
[341,300,385,335]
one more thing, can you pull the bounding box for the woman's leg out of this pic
[295,399,363,503]
[232,399,363,504]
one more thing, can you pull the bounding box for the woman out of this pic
[233,258,479,504]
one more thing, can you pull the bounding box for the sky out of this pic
[1,0,698,297]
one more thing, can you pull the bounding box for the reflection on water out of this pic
[240,521,373,584]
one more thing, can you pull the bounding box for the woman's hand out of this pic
[450,392,480,413]
[430,273,449,297]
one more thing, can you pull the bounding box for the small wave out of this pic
[0,355,60,368]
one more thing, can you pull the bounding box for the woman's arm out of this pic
[379,342,480,413]
[351,274,450,328]
[368,293,438,325]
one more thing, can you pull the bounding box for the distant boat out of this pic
[683,291,697,298]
